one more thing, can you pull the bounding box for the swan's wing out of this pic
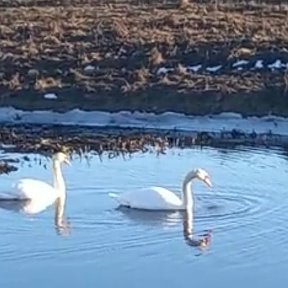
[12,178,57,202]
[111,186,182,210]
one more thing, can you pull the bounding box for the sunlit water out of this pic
[0,146,288,288]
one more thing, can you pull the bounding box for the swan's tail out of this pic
[109,193,120,200]
[109,193,129,206]
[109,193,132,208]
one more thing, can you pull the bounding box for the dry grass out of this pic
[0,1,287,115]
[34,77,62,90]
[149,47,165,66]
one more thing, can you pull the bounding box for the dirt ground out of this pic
[0,0,288,116]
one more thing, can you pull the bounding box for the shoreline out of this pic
[1,106,287,133]
[0,107,287,147]
[0,107,287,174]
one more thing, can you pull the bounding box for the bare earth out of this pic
[0,0,288,116]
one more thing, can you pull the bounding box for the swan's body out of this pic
[0,152,70,213]
[110,186,183,210]
[14,179,58,203]
[109,168,212,211]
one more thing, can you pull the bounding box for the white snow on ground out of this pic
[1,107,287,136]
[206,65,222,72]
[187,64,202,72]
[155,59,288,75]
[157,67,174,75]
[83,65,96,73]
[254,60,264,69]
[232,60,249,67]
[43,93,58,100]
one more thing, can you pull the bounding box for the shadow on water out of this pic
[0,196,71,236]
[116,206,212,252]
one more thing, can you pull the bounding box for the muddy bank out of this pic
[0,123,287,174]
[0,1,288,116]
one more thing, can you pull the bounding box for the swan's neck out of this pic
[53,161,66,199]
[182,176,195,210]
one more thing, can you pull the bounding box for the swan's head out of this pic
[193,168,212,187]
[53,152,70,165]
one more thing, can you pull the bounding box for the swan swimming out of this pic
[109,168,212,211]
[1,152,70,211]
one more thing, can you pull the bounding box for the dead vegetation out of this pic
[0,1,288,115]
[0,122,284,174]
[34,77,62,90]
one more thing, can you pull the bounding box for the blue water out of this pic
[0,146,288,288]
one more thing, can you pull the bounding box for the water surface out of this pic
[0,146,287,288]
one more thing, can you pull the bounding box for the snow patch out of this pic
[157,67,174,75]
[232,60,249,67]
[84,65,96,73]
[267,59,286,70]
[206,65,222,72]
[254,60,264,69]
[43,93,58,100]
[0,107,287,137]
[187,64,202,72]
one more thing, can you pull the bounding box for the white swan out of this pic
[109,168,212,211]
[1,152,70,211]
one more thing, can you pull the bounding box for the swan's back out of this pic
[13,178,57,203]
[110,186,183,210]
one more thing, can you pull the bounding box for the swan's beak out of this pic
[204,176,212,187]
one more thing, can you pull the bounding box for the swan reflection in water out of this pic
[0,196,71,236]
[54,197,71,236]
[117,206,212,251]
[182,209,212,249]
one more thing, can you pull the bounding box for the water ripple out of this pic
[0,146,288,279]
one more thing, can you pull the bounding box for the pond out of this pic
[0,146,287,288]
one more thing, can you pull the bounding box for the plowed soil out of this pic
[0,0,288,116]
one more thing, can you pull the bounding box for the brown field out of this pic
[0,0,288,116]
